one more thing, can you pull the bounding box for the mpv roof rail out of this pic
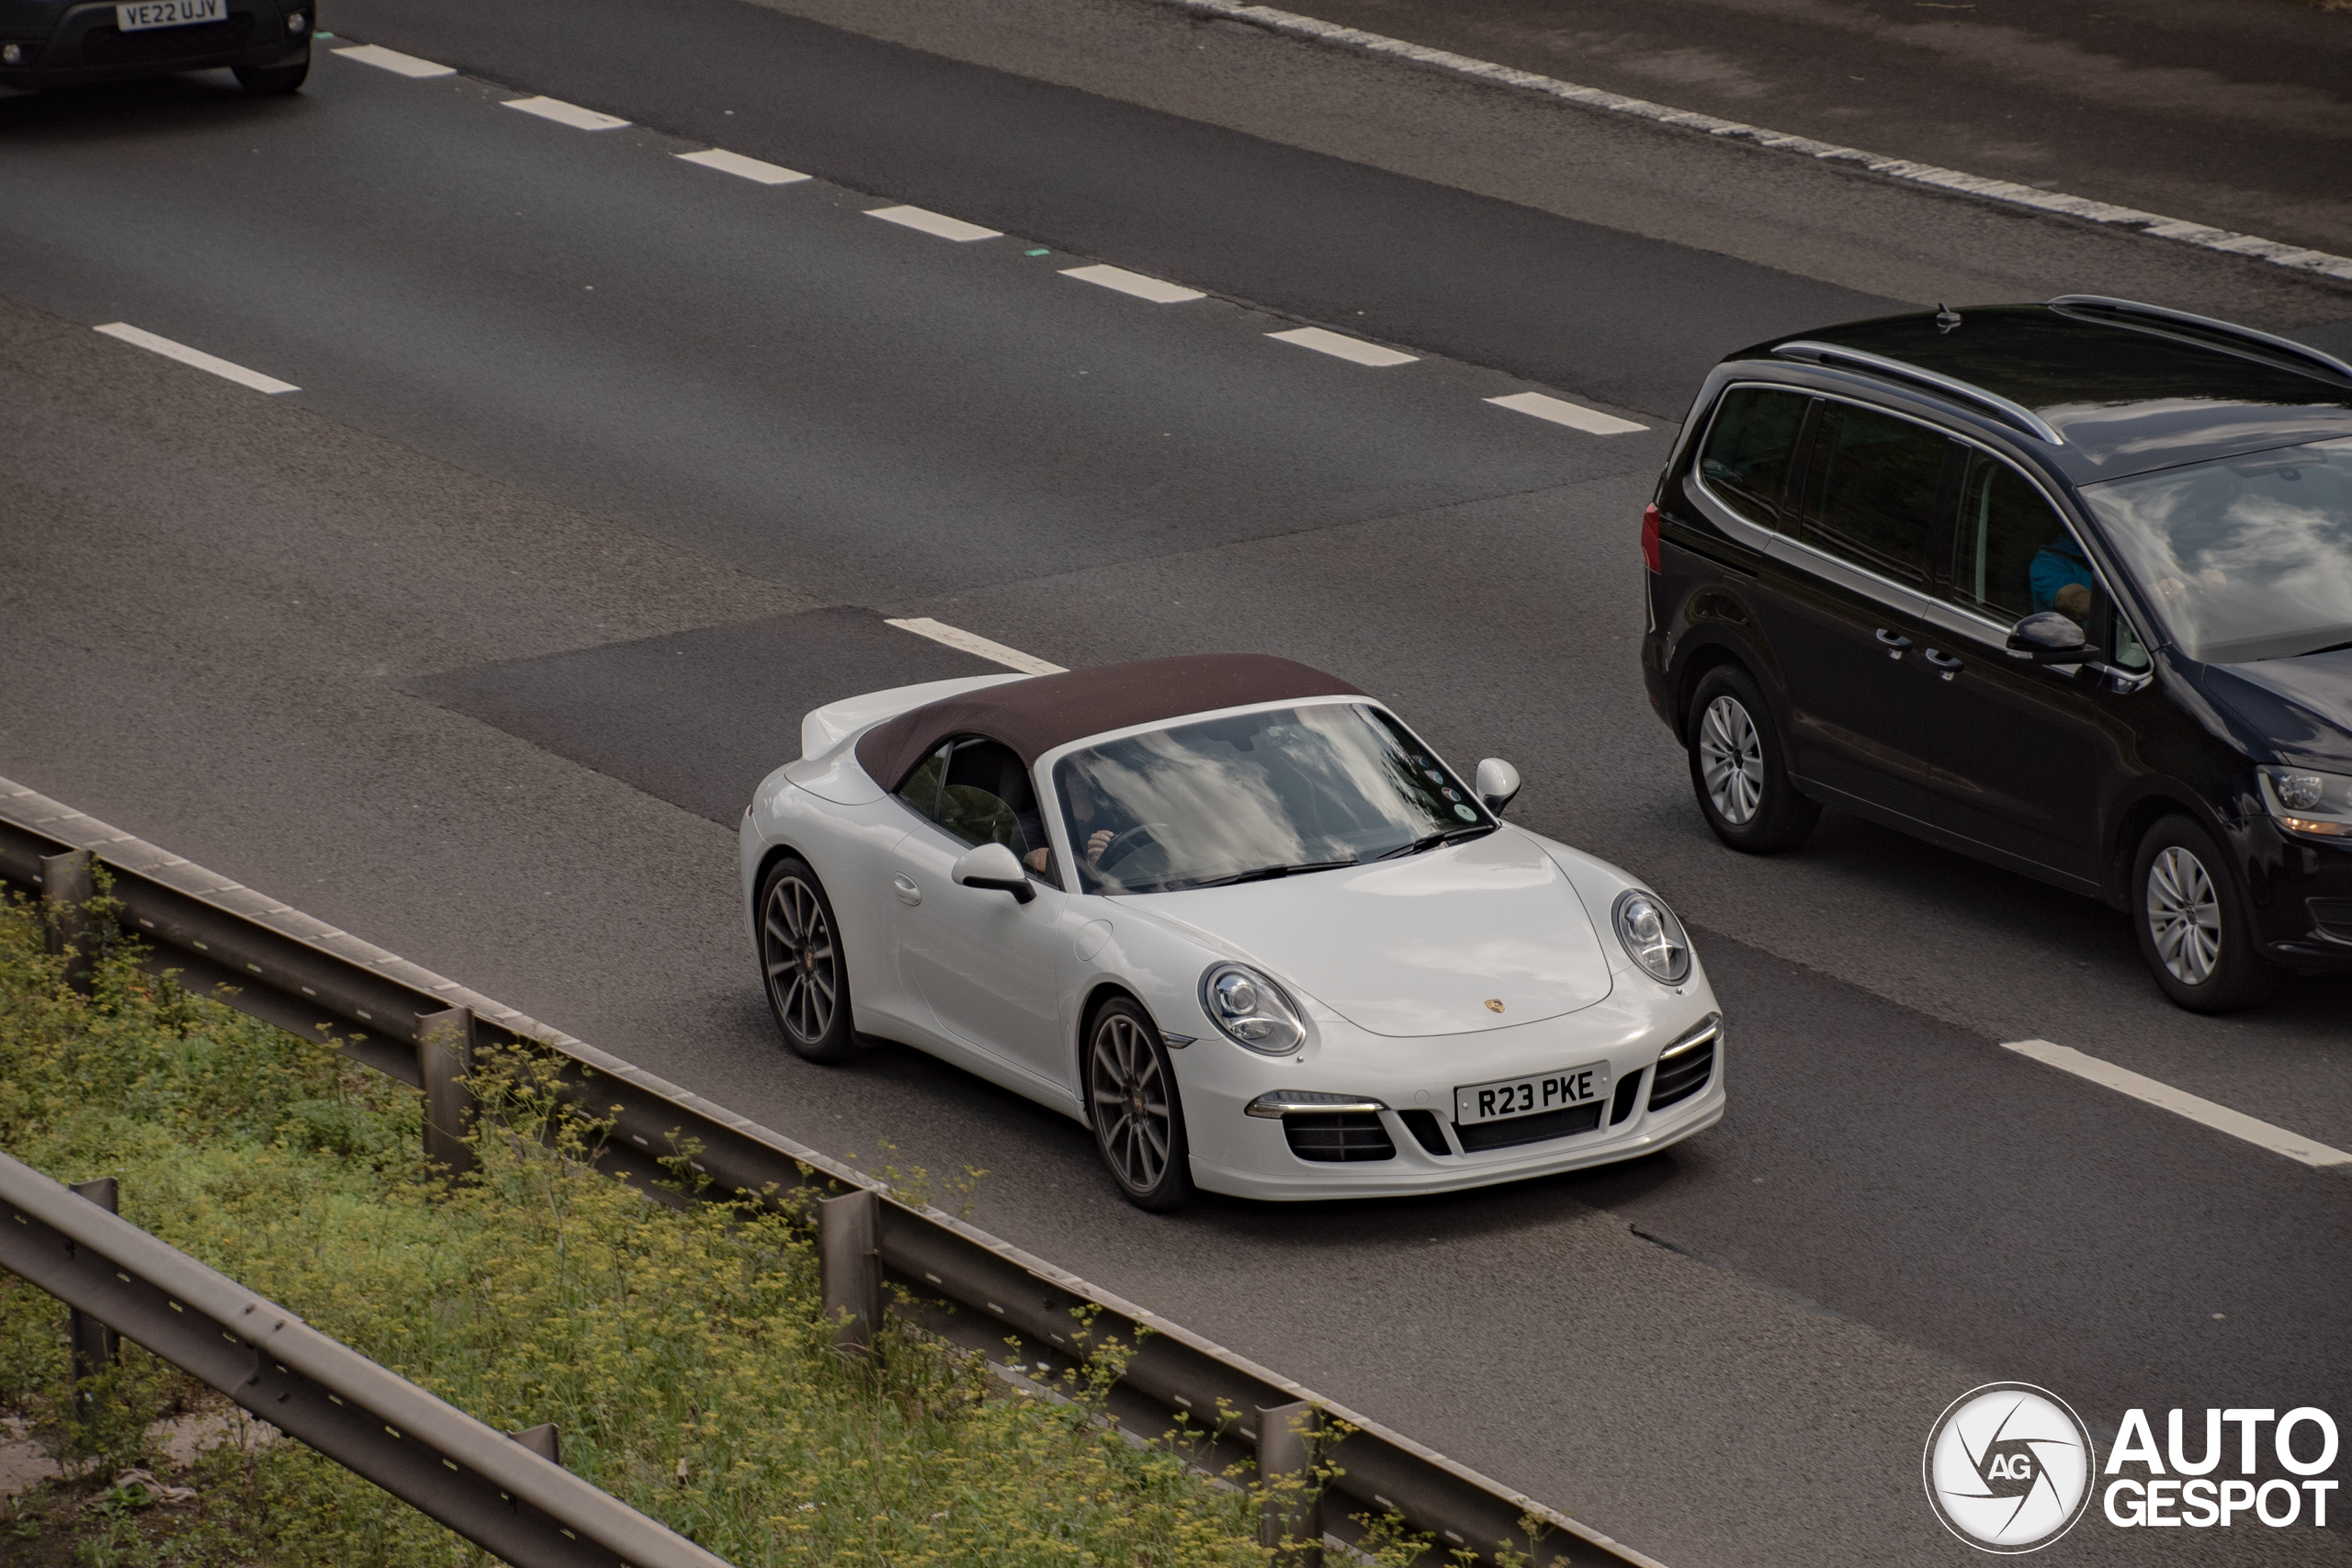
[2048,294,2352,385]
[1770,340,2064,446]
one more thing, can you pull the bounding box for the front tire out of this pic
[1686,665,1819,852]
[2132,816,2280,1013]
[758,857,858,1063]
[234,53,310,94]
[1086,998,1193,1212]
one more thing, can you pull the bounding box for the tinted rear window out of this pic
[1797,402,1951,584]
[1698,387,1808,526]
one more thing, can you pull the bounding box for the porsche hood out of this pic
[1144,829,1616,1036]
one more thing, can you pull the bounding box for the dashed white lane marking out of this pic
[677,148,810,186]
[867,206,1001,243]
[1487,390,1646,435]
[332,43,453,78]
[2002,1040,2352,1170]
[1267,327,1418,367]
[886,618,1066,676]
[503,96,629,132]
[94,323,299,395]
[1162,0,2352,286]
[1059,264,1204,304]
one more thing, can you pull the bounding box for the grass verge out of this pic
[0,890,1434,1567]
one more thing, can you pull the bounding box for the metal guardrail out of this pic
[0,1148,731,1568]
[0,773,1665,1568]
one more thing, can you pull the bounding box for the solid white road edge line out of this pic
[1060,264,1205,304]
[886,618,1067,676]
[2002,1040,2352,1170]
[677,148,811,186]
[1487,390,1646,435]
[93,324,299,395]
[503,96,630,132]
[330,43,454,78]
[1159,0,2352,287]
[867,206,1002,243]
[1268,326,1418,367]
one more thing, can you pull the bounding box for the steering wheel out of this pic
[1097,823,1171,872]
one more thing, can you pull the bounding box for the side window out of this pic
[1796,401,1951,585]
[1697,387,1809,527]
[1950,454,2082,624]
[897,739,1056,883]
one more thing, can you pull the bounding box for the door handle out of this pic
[892,874,921,907]
[1923,648,1963,681]
[1875,627,1913,659]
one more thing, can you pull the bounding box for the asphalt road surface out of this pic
[2,3,2348,1564]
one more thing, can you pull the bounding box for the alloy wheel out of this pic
[2145,845,2222,986]
[762,875,839,1045]
[1698,694,1765,826]
[1090,1012,1170,1194]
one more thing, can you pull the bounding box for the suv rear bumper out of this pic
[0,3,304,91]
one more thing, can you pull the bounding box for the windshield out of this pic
[2080,436,2352,663]
[1051,703,1491,895]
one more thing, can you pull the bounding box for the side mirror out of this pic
[1475,758,1522,816]
[952,841,1035,903]
[2006,612,2098,664]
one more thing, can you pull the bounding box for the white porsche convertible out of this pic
[740,654,1724,1208]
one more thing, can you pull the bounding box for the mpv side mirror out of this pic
[2006,612,2098,664]
[1476,758,1522,816]
[952,841,1035,903]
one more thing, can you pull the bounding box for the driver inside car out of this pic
[1027,761,1121,878]
[2030,531,2097,621]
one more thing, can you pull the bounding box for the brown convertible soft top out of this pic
[854,654,1364,792]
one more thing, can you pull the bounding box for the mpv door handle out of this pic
[1875,627,1913,659]
[1923,648,1963,681]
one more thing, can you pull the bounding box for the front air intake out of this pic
[1648,1036,1715,1111]
[1283,1112,1396,1162]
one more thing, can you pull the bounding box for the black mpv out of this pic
[1640,296,2352,1012]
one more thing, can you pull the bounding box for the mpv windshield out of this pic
[1053,704,1490,895]
[2082,436,2352,663]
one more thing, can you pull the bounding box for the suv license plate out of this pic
[1455,1060,1611,1125]
[117,0,224,31]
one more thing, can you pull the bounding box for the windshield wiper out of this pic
[1189,858,1359,888]
[1375,824,1496,860]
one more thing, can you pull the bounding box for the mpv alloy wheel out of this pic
[759,858,858,1062]
[1684,665,1819,852]
[2129,816,2279,1014]
[2144,845,2221,986]
[1698,695,1764,826]
[1087,998,1193,1211]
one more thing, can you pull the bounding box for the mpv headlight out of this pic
[1199,963,1306,1054]
[2259,766,2352,838]
[1612,889,1692,985]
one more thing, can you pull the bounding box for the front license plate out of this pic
[1455,1060,1611,1125]
[116,0,225,32]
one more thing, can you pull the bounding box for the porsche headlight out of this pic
[1611,889,1691,986]
[1199,963,1306,1055]
[2259,765,2352,838]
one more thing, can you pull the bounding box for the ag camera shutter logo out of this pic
[1923,1382,2094,1552]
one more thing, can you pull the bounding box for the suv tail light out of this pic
[1641,503,1663,573]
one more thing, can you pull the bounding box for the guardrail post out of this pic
[1257,1400,1323,1567]
[511,1423,561,1466]
[67,1178,121,1419]
[418,1007,478,1180]
[819,1188,881,1359]
[39,850,96,994]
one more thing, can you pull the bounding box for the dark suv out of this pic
[0,1,311,96]
[1641,296,2352,1012]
